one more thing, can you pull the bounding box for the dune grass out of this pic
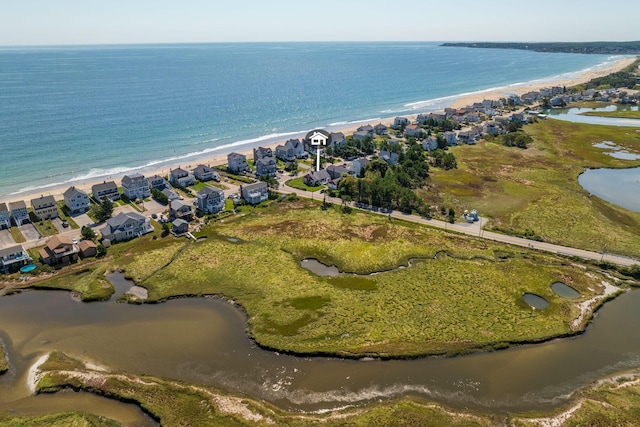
[32,265,114,301]
[423,119,640,258]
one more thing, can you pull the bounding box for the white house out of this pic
[121,173,150,200]
[63,186,90,214]
[0,244,32,272]
[348,158,369,177]
[100,211,153,243]
[169,167,195,187]
[192,164,220,182]
[147,175,167,191]
[241,181,269,205]
[8,201,29,226]
[227,152,249,173]
[391,117,410,130]
[92,181,120,201]
[422,135,438,151]
[443,131,458,146]
[196,187,225,214]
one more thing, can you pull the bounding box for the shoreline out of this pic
[1,56,635,205]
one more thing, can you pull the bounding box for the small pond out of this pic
[300,259,340,276]
[551,282,581,299]
[578,167,640,212]
[523,293,549,310]
[592,140,640,160]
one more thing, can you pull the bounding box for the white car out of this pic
[72,238,78,245]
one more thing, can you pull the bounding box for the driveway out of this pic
[73,213,94,228]
[0,229,15,249]
[18,223,42,241]
[51,217,66,233]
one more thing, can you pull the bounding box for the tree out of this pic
[259,175,279,190]
[448,208,455,224]
[94,198,114,222]
[442,152,457,170]
[81,225,96,241]
[151,188,169,205]
[96,244,107,258]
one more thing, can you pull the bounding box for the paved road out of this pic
[275,177,640,268]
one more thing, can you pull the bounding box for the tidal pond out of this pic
[546,105,640,127]
[2,284,640,419]
[551,282,581,299]
[522,293,549,310]
[578,167,640,212]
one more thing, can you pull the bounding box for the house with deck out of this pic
[92,181,120,202]
[276,140,296,162]
[9,201,29,226]
[303,169,331,186]
[193,165,219,182]
[169,167,195,187]
[147,175,167,191]
[374,123,388,135]
[0,245,32,273]
[241,181,269,205]
[39,235,79,266]
[170,199,193,221]
[253,146,273,162]
[196,187,225,214]
[31,195,58,221]
[100,211,153,243]
[256,156,277,177]
[121,173,150,200]
[391,117,410,130]
[0,203,10,229]
[63,186,90,214]
[227,152,249,173]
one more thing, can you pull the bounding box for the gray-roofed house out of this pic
[422,135,438,151]
[121,173,150,200]
[253,146,273,162]
[391,117,410,130]
[196,186,225,214]
[303,169,331,186]
[172,218,189,234]
[0,203,10,229]
[169,167,195,187]
[352,130,371,141]
[92,181,120,202]
[63,186,90,214]
[241,181,268,205]
[329,132,346,149]
[193,164,220,182]
[161,188,180,202]
[170,199,193,221]
[255,156,277,177]
[100,211,153,243]
[9,201,29,226]
[227,152,249,173]
[348,158,369,177]
[374,123,388,135]
[275,140,296,162]
[31,195,58,221]
[326,164,350,180]
[379,150,399,166]
[0,245,32,273]
[147,175,167,190]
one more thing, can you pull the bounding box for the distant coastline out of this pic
[441,41,640,54]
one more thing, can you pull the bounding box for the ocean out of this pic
[0,42,616,199]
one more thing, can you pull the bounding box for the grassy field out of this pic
[30,351,640,427]
[581,109,640,119]
[423,118,640,258]
[113,199,608,357]
[285,177,324,192]
[30,265,114,302]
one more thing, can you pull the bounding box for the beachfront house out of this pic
[121,173,150,200]
[303,169,331,186]
[100,211,153,243]
[304,129,331,155]
[241,181,269,205]
[169,167,195,188]
[0,245,32,273]
[92,181,120,202]
[253,146,273,162]
[352,130,371,141]
[227,152,249,173]
[31,195,59,221]
[276,140,296,162]
[196,187,225,214]
[63,186,90,214]
[374,123,388,135]
[169,199,193,222]
[391,117,410,130]
[255,156,277,177]
[147,175,167,191]
[0,203,10,229]
[193,164,220,182]
[329,132,345,149]
[8,201,29,226]
[39,235,79,266]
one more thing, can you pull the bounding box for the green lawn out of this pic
[9,226,25,243]
[285,177,324,192]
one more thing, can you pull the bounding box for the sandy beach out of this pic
[1,56,634,206]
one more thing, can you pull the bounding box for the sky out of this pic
[2,0,640,46]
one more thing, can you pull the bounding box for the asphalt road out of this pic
[276,177,640,268]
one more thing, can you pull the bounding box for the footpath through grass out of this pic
[117,199,609,357]
[424,118,640,258]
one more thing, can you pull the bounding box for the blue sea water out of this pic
[0,42,617,199]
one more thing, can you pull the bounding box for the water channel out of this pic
[546,104,640,127]
[2,281,640,421]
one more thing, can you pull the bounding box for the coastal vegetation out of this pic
[581,109,640,119]
[30,351,640,427]
[441,41,640,55]
[424,118,640,258]
[0,340,7,374]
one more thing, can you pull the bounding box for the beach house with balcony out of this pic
[121,174,150,200]
[0,203,10,229]
[227,152,249,173]
[147,175,167,191]
[0,245,32,273]
[9,201,29,226]
[193,164,220,182]
[391,117,410,130]
[100,211,153,243]
[241,182,269,205]
[31,195,59,221]
[39,235,79,266]
[169,167,195,187]
[63,186,90,214]
[196,187,225,214]
[92,181,120,202]
[169,199,194,221]
[255,156,277,177]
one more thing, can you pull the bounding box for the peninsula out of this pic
[441,40,640,54]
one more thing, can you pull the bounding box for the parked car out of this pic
[61,221,69,228]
